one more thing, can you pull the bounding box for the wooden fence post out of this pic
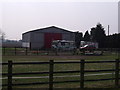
[115,59,119,88]
[47,49,49,55]
[25,47,28,55]
[8,60,12,90]
[80,59,85,88]
[37,48,39,55]
[55,49,58,56]
[15,47,17,55]
[49,60,54,90]
[3,47,5,55]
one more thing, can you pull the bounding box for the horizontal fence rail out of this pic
[1,59,120,89]
[2,60,120,65]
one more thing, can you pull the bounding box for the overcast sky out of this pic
[1,0,118,40]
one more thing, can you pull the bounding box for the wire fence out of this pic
[2,47,120,56]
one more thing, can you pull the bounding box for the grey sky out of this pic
[2,1,118,40]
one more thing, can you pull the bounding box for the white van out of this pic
[51,40,76,51]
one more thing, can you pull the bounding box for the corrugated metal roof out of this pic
[22,26,74,35]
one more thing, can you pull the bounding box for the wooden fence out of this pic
[1,59,120,90]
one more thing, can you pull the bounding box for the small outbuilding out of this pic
[22,26,75,49]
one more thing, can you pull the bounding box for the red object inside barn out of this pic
[44,33,62,48]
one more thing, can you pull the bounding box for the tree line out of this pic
[75,23,120,48]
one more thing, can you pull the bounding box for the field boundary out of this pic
[2,47,120,56]
[1,59,120,89]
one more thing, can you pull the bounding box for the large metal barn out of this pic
[22,26,75,49]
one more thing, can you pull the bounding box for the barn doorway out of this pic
[44,33,62,48]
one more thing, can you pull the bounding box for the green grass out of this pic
[2,52,118,62]
[2,51,120,88]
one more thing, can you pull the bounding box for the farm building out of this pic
[22,26,75,49]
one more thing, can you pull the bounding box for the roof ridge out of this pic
[22,26,74,35]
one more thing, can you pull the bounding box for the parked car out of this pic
[51,40,76,51]
[80,44,103,55]
[80,44,96,50]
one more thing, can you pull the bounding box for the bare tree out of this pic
[0,29,5,42]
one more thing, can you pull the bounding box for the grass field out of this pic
[2,51,120,89]
[2,51,119,62]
